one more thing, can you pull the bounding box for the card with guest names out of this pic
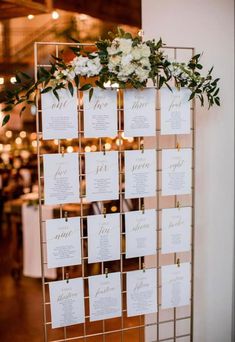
[46,217,81,268]
[49,278,85,329]
[161,263,191,309]
[127,268,157,317]
[160,87,191,135]
[87,213,120,263]
[85,151,119,202]
[83,88,117,138]
[125,209,157,258]
[162,148,192,196]
[41,88,78,140]
[124,88,156,137]
[43,152,80,205]
[88,272,122,322]
[161,207,191,254]
[125,149,157,199]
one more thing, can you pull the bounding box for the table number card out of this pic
[162,148,192,196]
[161,263,191,309]
[43,153,80,205]
[49,278,85,328]
[162,207,191,254]
[87,213,120,263]
[124,88,156,137]
[88,272,122,321]
[46,217,81,268]
[160,87,191,135]
[85,151,119,202]
[125,209,157,258]
[41,88,78,140]
[125,149,156,199]
[83,88,117,138]
[127,268,157,317]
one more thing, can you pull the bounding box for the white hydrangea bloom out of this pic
[135,66,150,82]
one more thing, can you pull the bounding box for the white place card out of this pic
[125,149,156,199]
[127,268,157,317]
[125,209,157,258]
[43,153,80,205]
[46,217,81,268]
[88,272,122,321]
[85,151,119,202]
[87,213,120,263]
[161,263,191,309]
[162,207,191,254]
[124,88,156,137]
[162,148,192,196]
[49,278,85,328]
[83,88,117,138]
[160,87,191,135]
[41,88,78,140]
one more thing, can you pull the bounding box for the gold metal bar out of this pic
[34,41,48,342]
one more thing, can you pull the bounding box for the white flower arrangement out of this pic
[1,28,220,126]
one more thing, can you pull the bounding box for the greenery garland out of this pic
[0,28,220,126]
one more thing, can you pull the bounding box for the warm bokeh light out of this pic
[10,77,17,84]
[104,143,111,150]
[85,146,91,152]
[116,138,123,146]
[31,140,37,148]
[66,146,74,153]
[15,137,22,145]
[0,77,4,85]
[51,10,60,20]
[27,14,34,20]
[5,130,12,138]
[91,145,97,152]
[19,131,27,138]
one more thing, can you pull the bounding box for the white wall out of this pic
[142,1,234,341]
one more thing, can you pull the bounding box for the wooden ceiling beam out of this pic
[54,0,141,26]
[2,0,50,12]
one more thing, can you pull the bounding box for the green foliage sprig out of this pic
[0,28,220,126]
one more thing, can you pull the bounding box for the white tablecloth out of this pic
[22,204,56,279]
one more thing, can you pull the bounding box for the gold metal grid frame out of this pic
[34,41,195,342]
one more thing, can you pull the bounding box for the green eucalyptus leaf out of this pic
[41,87,52,94]
[89,87,94,102]
[2,114,10,126]
[68,81,74,96]
[79,83,92,91]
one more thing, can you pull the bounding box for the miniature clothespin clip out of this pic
[176,201,180,209]
[103,207,106,218]
[176,258,180,268]
[142,263,146,273]
[105,268,108,278]
[102,144,106,155]
[140,143,144,153]
[176,141,180,151]
[141,204,145,214]
[64,211,68,222]
[61,146,65,157]
[66,272,69,283]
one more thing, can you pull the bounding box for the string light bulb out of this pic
[27,14,34,20]
[52,10,60,20]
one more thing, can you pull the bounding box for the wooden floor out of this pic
[0,230,144,342]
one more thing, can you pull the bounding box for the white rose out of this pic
[140,44,151,58]
[86,57,102,77]
[121,53,133,66]
[118,63,135,80]
[140,57,151,68]
[115,38,132,54]
[107,45,119,55]
[135,66,149,82]
[72,56,88,67]
[67,70,75,80]
[109,55,121,66]
[131,46,142,60]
